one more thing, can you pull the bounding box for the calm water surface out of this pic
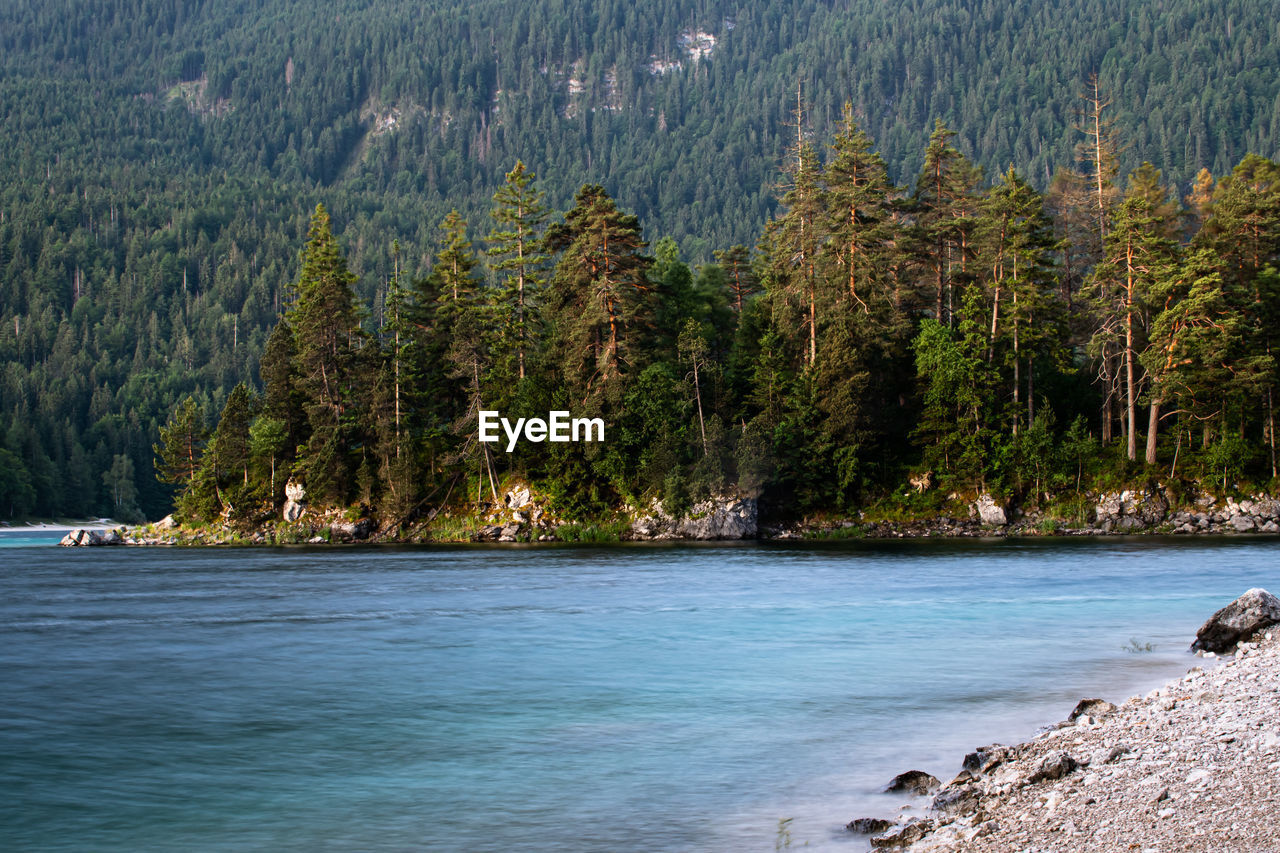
[1,535,1277,851]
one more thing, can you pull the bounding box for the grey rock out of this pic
[58,528,124,546]
[870,818,934,848]
[1028,751,1078,783]
[847,817,895,835]
[963,744,1016,775]
[1231,515,1257,532]
[155,514,177,530]
[1192,588,1280,652]
[331,518,374,541]
[282,480,307,522]
[885,769,941,795]
[630,494,758,540]
[975,493,1008,526]
[1068,698,1118,723]
[932,783,981,817]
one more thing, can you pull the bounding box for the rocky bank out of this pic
[850,589,1280,852]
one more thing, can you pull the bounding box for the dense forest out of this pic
[0,0,1278,520]
[157,132,1280,529]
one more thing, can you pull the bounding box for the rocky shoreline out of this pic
[849,589,1280,851]
[55,483,1280,546]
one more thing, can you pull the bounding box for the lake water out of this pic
[1,535,1276,851]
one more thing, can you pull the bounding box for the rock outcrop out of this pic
[629,494,757,540]
[1190,587,1280,653]
[282,480,307,522]
[885,770,941,795]
[1093,487,1169,531]
[973,494,1007,526]
[58,528,124,546]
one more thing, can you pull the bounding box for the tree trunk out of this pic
[1145,397,1161,465]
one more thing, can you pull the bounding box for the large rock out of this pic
[630,495,757,540]
[1028,751,1078,783]
[1191,588,1280,653]
[974,494,1007,526]
[963,744,1017,775]
[931,782,981,817]
[282,480,306,522]
[1094,488,1169,529]
[870,818,934,848]
[1067,697,1118,724]
[58,528,124,547]
[331,518,374,541]
[847,817,895,835]
[885,769,941,795]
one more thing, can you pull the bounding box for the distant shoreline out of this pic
[1,520,120,533]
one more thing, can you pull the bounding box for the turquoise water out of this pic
[1,538,1276,851]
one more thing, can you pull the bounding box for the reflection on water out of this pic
[0,538,1275,851]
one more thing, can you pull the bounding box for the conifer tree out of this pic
[975,167,1063,432]
[712,245,759,315]
[908,121,983,327]
[154,395,208,496]
[286,203,368,502]
[824,103,896,316]
[487,162,549,385]
[1086,167,1179,461]
[543,184,651,404]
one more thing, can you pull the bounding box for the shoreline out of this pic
[853,591,1280,851]
[61,486,1280,547]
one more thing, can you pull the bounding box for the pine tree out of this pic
[908,120,983,327]
[824,103,897,316]
[286,203,368,503]
[209,383,256,490]
[712,245,759,316]
[975,167,1063,433]
[1140,249,1242,465]
[487,162,549,385]
[543,184,651,404]
[153,395,208,493]
[1086,168,1179,461]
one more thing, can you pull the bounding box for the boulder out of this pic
[504,485,532,508]
[283,480,307,522]
[962,744,1016,775]
[1230,515,1257,532]
[870,819,934,848]
[885,769,941,795]
[931,783,981,817]
[58,528,123,546]
[847,817,895,835]
[630,495,758,540]
[155,514,177,530]
[1191,588,1280,653]
[1028,751,1078,783]
[974,494,1007,526]
[331,518,374,541]
[472,525,503,542]
[1067,698,1118,724]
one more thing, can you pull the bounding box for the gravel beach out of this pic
[860,591,1280,852]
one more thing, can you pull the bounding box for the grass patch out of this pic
[803,524,867,540]
[554,520,629,543]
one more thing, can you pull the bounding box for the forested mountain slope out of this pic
[0,0,1277,519]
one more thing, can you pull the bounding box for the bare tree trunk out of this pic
[1145,398,1161,465]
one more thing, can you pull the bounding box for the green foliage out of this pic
[553,520,630,543]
